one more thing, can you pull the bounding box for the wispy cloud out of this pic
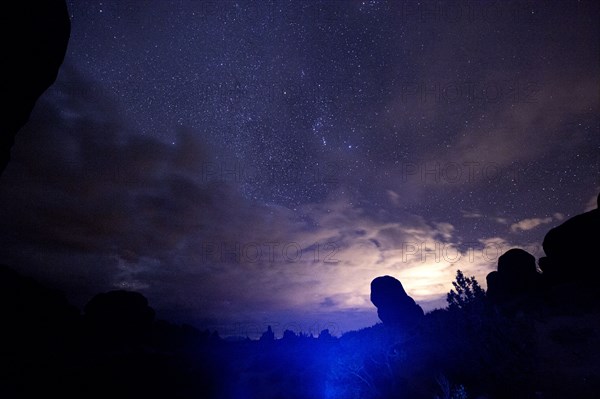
[510,217,552,232]
[584,193,598,212]
[510,215,561,232]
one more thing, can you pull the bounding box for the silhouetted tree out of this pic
[444,270,539,397]
[259,325,275,343]
[447,270,485,312]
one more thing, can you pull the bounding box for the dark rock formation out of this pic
[1,0,71,175]
[539,193,600,284]
[0,265,80,396]
[485,195,600,311]
[0,264,79,345]
[370,275,424,328]
[487,248,542,307]
[84,290,155,346]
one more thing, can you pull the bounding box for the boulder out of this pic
[487,248,541,306]
[540,193,600,283]
[370,275,424,328]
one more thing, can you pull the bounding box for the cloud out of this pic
[510,217,553,232]
[461,210,483,218]
[553,213,565,221]
[510,212,566,233]
[584,193,598,212]
[461,211,508,225]
[434,222,454,241]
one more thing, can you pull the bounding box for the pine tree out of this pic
[447,270,485,312]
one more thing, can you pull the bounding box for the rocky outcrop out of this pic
[486,248,542,307]
[539,193,600,284]
[485,193,600,311]
[0,264,79,347]
[1,0,70,175]
[370,275,424,328]
[84,290,155,346]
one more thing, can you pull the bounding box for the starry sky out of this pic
[0,0,598,337]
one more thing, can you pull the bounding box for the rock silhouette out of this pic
[84,290,155,346]
[0,264,79,347]
[539,193,600,284]
[1,0,70,175]
[0,265,80,396]
[486,248,542,307]
[370,275,424,328]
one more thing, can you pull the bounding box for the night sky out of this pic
[0,0,598,337]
